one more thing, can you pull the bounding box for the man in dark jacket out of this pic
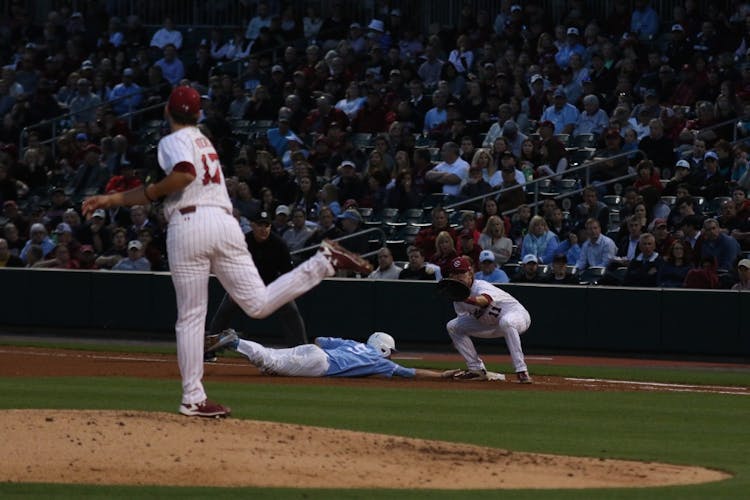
[206,210,307,359]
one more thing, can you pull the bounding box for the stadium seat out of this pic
[578,266,606,285]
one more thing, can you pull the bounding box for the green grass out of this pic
[0,375,748,499]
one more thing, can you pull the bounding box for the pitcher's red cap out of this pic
[168,86,201,115]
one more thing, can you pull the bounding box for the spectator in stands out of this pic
[731,258,750,290]
[19,223,55,263]
[684,255,720,289]
[663,160,693,196]
[623,233,662,286]
[414,207,454,262]
[69,78,101,124]
[575,218,616,271]
[431,230,459,272]
[574,94,609,137]
[700,218,741,271]
[385,169,421,211]
[554,27,586,70]
[638,118,676,171]
[543,253,577,284]
[0,237,23,267]
[513,254,545,283]
[368,246,402,280]
[351,87,388,134]
[424,142,469,198]
[399,245,437,280]
[459,164,492,210]
[658,239,693,287]
[540,87,579,135]
[108,68,142,115]
[573,186,610,231]
[66,144,108,198]
[154,44,185,86]
[150,17,183,50]
[95,227,128,269]
[496,164,526,213]
[281,208,313,253]
[694,151,728,199]
[112,239,150,271]
[633,159,663,193]
[3,222,23,257]
[521,215,559,265]
[650,217,674,255]
[474,249,509,283]
[417,45,444,90]
[31,243,78,269]
[536,120,569,178]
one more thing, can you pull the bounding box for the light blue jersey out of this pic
[316,337,416,378]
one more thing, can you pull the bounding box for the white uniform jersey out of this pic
[157,126,233,221]
[453,279,522,326]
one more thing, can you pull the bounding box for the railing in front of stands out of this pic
[444,149,645,216]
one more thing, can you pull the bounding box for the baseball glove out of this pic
[436,278,471,301]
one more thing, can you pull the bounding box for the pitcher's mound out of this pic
[0,410,730,489]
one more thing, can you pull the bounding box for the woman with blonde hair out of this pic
[432,230,459,271]
[478,215,513,265]
[521,215,559,264]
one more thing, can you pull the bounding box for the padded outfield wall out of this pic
[0,268,747,356]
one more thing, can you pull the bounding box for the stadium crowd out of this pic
[1,0,750,290]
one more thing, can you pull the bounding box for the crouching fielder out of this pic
[208,330,456,379]
[445,256,533,383]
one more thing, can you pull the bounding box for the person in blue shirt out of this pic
[474,250,509,283]
[206,330,456,379]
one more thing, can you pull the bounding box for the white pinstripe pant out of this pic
[446,306,531,373]
[168,207,333,404]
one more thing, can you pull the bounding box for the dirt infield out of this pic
[0,346,743,489]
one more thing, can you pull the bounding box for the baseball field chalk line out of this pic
[565,377,750,396]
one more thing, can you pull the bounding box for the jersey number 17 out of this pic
[201,153,221,185]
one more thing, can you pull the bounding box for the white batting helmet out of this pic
[367,332,396,357]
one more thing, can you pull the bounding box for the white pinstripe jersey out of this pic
[453,279,522,325]
[157,126,232,221]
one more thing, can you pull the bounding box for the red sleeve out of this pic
[173,161,196,177]
[480,293,494,303]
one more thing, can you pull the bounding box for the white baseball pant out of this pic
[446,306,531,373]
[168,207,333,404]
[236,339,330,377]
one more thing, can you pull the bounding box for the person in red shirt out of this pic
[104,162,142,193]
[632,159,663,193]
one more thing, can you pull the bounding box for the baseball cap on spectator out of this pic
[127,240,142,250]
[285,134,304,144]
[368,19,385,32]
[71,11,83,18]
[675,159,691,170]
[552,253,567,263]
[566,27,579,36]
[92,208,106,219]
[80,244,95,253]
[252,211,272,224]
[648,218,668,231]
[511,4,522,13]
[54,222,72,234]
[522,254,538,264]
[75,132,88,141]
[479,250,495,263]
[123,67,134,77]
[350,22,362,29]
[390,9,401,16]
[671,24,684,32]
[275,205,290,216]
[530,74,543,85]
[645,89,658,98]
[168,86,201,116]
[339,160,356,169]
[271,65,284,73]
[553,88,566,98]
[338,209,362,222]
[81,59,94,69]
[343,199,359,210]
[30,223,46,234]
[738,259,750,269]
[704,151,719,160]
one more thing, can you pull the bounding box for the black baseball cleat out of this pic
[453,369,488,381]
[205,329,240,354]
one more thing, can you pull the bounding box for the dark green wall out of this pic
[1,268,747,356]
